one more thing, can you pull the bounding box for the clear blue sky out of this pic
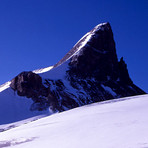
[0,0,148,92]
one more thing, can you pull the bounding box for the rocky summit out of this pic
[9,22,145,112]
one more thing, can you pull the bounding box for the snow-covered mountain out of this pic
[0,94,148,148]
[0,22,145,125]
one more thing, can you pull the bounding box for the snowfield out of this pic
[0,87,50,125]
[0,94,148,148]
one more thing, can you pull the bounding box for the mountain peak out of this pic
[10,22,145,112]
[54,22,112,68]
[92,22,111,32]
[0,22,145,124]
[67,22,118,81]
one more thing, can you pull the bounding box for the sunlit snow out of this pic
[33,66,53,74]
[101,84,117,96]
[0,94,148,148]
[0,82,11,93]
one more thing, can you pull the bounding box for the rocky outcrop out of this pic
[10,71,49,110]
[118,57,133,85]
[10,22,145,112]
[10,71,44,98]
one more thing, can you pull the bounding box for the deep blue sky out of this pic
[0,0,148,92]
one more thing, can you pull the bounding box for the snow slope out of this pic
[0,87,50,125]
[0,94,148,148]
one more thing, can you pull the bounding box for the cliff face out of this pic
[68,23,118,81]
[9,22,145,112]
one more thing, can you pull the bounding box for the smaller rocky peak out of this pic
[118,57,133,85]
[10,71,44,97]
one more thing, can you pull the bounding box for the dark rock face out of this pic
[10,22,145,112]
[118,57,133,85]
[68,23,119,81]
[10,71,49,111]
[10,71,44,97]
